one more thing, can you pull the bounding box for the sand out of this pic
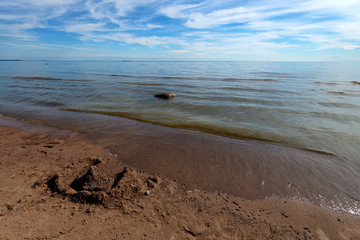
[0,125,359,240]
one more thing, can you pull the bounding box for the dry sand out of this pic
[0,125,359,240]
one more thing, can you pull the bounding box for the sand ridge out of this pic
[0,125,359,239]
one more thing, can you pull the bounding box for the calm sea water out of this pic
[0,60,359,214]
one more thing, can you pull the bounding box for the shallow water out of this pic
[0,60,359,215]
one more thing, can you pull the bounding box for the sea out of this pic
[0,60,359,215]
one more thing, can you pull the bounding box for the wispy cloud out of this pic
[0,40,91,51]
[158,0,360,52]
[158,4,200,18]
[168,49,190,54]
[0,0,359,60]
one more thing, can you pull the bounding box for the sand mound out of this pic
[70,165,112,192]
[47,157,163,206]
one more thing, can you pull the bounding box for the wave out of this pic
[314,81,337,85]
[106,74,192,80]
[328,91,347,95]
[31,100,64,107]
[63,108,339,157]
[109,74,136,78]
[105,74,280,83]
[222,87,296,94]
[13,76,63,81]
[299,147,336,156]
[158,76,191,80]
[12,76,94,82]
[223,78,278,82]
[253,71,300,78]
[317,101,359,109]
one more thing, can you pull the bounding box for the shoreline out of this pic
[1,120,360,239]
[0,112,359,216]
[65,108,339,157]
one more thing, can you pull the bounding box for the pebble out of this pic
[337,218,344,223]
[145,190,151,196]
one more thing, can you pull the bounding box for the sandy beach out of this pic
[0,124,359,240]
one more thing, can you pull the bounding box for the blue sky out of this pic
[0,0,359,61]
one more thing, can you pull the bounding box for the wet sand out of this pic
[1,124,360,239]
[2,109,358,215]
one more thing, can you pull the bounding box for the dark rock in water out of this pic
[154,93,177,99]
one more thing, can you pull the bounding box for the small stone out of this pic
[85,207,94,214]
[145,190,151,196]
[337,218,344,223]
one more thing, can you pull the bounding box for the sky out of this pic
[0,0,359,61]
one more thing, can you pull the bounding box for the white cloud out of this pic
[0,40,91,51]
[84,0,157,20]
[64,23,107,33]
[75,31,187,47]
[146,24,163,29]
[0,0,359,60]
[185,6,261,29]
[168,50,190,53]
[341,45,360,50]
[159,4,200,18]
[0,0,75,40]
[29,0,77,6]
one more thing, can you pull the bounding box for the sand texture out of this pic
[0,125,359,240]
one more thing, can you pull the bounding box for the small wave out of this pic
[158,76,191,80]
[66,79,94,82]
[222,87,296,94]
[223,78,278,82]
[222,78,241,82]
[129,83,168,87]
[285,195,360,216]
[108,74,192,80]
[328,91,347,95]
[63,108,278,142]
[13,76,63,81]
[253,71,299,78]
[252,78,278,82]
[29,100,65,107]
[7,84,54,90]
[109,74,136,78]
[315,81,337,85]
[13,76,94,83]
[317,101,359,109]
[107,74,279,82]
[299,148,337,157]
